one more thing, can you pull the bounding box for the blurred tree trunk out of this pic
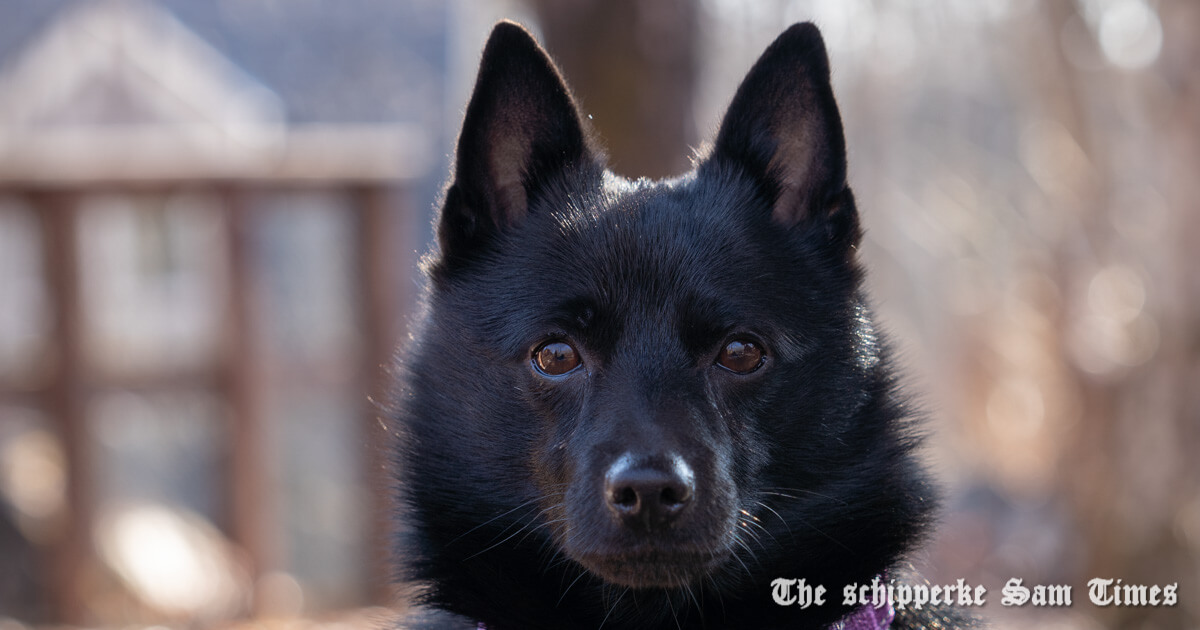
[530,0,697,179]
[1030,0,1200,627]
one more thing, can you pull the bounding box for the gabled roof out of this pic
[0,0,282,130]
[0,0,434,183]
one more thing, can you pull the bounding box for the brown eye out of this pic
[533,341,581,376]
[716,339,764,374]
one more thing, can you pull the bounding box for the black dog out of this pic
[391,20,973,630]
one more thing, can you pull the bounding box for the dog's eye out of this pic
[716,339,764,374]
[533,341,581,376]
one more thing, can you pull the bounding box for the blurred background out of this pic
[0,0,1195,628]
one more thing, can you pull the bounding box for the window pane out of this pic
[90,390,225,521]
[77,192,228,377]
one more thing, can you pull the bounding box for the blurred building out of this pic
[0,0,445,622]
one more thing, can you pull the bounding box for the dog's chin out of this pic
[575,549,729,589]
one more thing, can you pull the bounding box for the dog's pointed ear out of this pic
[704,23,859,248]
[438,21,596,268]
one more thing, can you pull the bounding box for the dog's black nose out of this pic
[604,454,694,531]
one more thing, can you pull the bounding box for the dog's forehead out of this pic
[538,177,745,291]
[490,178,814,362]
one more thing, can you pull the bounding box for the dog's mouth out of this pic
[551,452,742,588]
[575,547,730,589]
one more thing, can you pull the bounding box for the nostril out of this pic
[604,454,695,530]
[611,485,638,511]
[660,483,690,509]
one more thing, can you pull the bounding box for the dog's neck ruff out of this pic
[475,601,894,630]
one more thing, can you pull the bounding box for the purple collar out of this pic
[477,598,894,630]
[837,600,895,630]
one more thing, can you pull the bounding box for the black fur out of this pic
[391,21,972,630]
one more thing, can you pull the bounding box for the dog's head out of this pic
[401,20,931,607]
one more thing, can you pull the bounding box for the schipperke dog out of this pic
[391,20,975,630]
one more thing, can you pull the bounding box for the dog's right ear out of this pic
[437,21,596,271]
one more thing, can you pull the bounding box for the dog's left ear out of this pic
[704,23,859,248]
